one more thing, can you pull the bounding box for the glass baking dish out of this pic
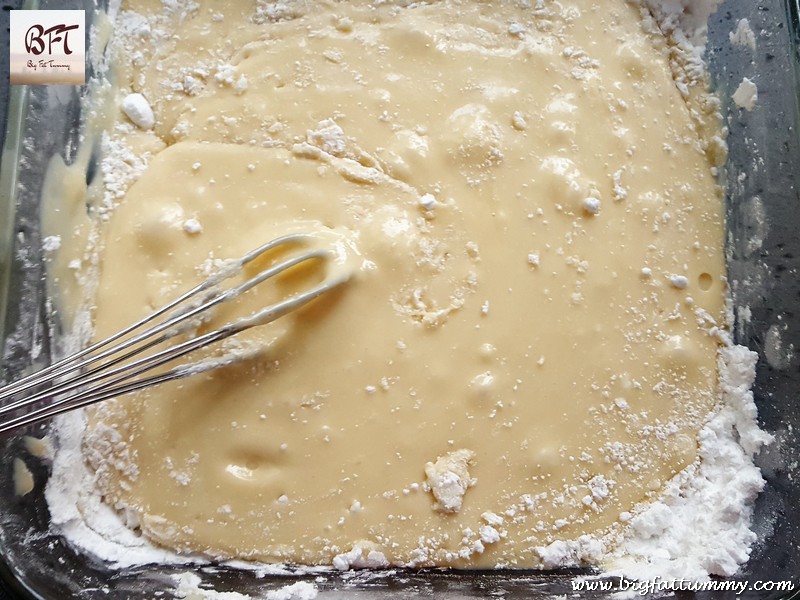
[1,0,799,597]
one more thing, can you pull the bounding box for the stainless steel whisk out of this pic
[0,233,351,435]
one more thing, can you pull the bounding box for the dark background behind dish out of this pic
[0,0,799,598]
[1,1,18,162]
[1,1,23,590]
[1,2,21,598]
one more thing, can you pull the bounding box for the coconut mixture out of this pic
[40,0,770,579]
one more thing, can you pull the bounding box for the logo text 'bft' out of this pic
[25,23,81,56]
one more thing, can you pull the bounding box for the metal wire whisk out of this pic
[0,233,351,436]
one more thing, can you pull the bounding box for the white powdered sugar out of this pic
[46,413,195,568]
[332,543,390,571]
[174,573,252,599]
[98,122,152,217]
[173,574,318,600]
[183,217,203,235]
[604,344,773,580]
[640,0,724,104]
[733,77,758,111]
[266,582,319,600]
[536,535,606,570]
[307,119,347,157]
[533,342,772,579]
[424,449,476,513]
[730,18,756,50]
[121,92,155,130]
[42,235,62,253]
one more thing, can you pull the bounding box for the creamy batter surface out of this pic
[80,0,726,568]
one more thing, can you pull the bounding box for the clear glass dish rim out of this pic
[1,0,799,598]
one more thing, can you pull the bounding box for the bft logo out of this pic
[25,23,80,56]
[10,10,86,85]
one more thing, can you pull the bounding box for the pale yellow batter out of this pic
[79,0,725,568]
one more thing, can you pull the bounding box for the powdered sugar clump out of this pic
[266,581,319,600]
[733,78,758,111]
[307,119,347,156]
[332,543,390,570]
[174,572,252,599]
[42,235,62,253]
[121,93,155,130]
[729,18,756,50]
[535,535,606,570]
[183,217,203,235]
[424,449,476,513]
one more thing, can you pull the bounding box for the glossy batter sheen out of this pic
[83,0,726,567]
